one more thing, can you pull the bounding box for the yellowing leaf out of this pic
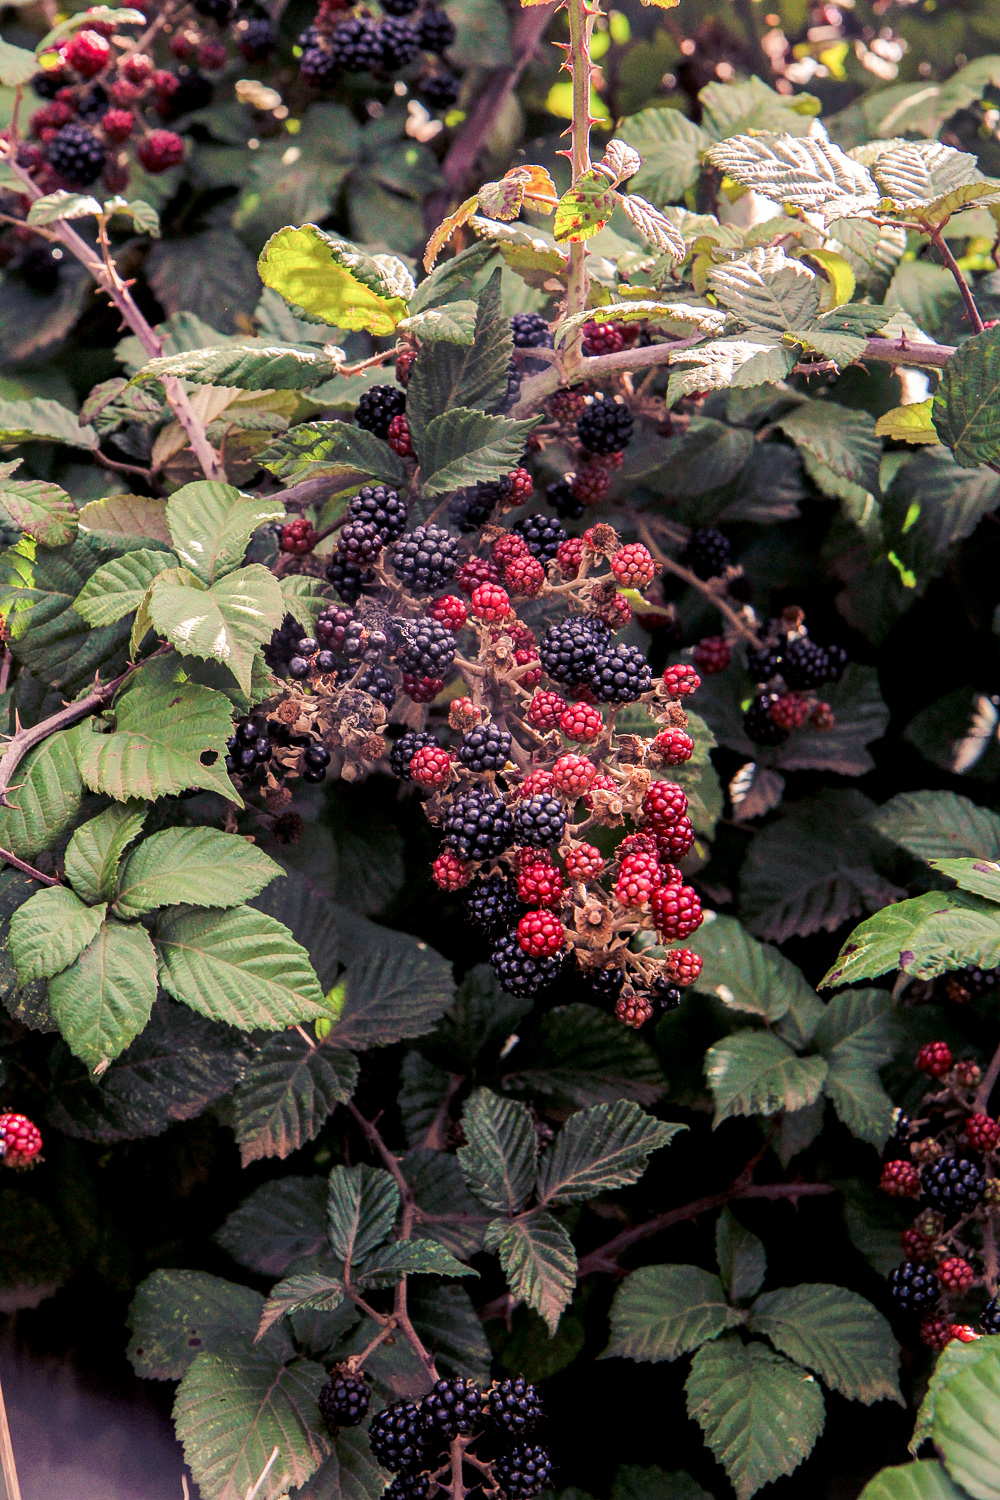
[258,225,409,335]
[875,400,941,445]
[553,171,619,243]
[801,248,857,310]
[424,196,479,272]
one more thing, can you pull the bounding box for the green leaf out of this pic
[457,1087,537,1214]
[876,401,940,445]
[699,75,821,138]
[77,494,173,549]
[251,868,341,992]
[933,1342,1000,1498]
[933,328,1000,469]
[166,481,285,585]
[136,345,343,391]
[26,189,102,226]
[911,1339,995,1454]
[0,36,43,85]
[0,476,76,547]
[410,1283,492,1382]
[74,549,179,627]
[685,914,823,1029]
[258,226,409,335]
[931,857,1000,903]
[821,890,1000,987]
[418,409,539,497]
[716,1209,766,1303]
[403,1150,488,1259]
[537,1100,684,1205]
[0,396,97,450]
[501,1003,665,1108]
[74,661,238,804]
[8,885,107,983]
[705,1032,829,1125]
[127,1268,269,1380]
[47,998,251,1143]
[174,1338,329,1500]
[155,904,325,1029]
[776,400,881,528]
[327,1163,399,1269]
[279,576,333,636]
[708,248,822,335]
[484,1209,577,1335]
[258,420,405,486]
[685,1336,826,1500]
[612,1469,711,1500]
[553,171,619,243]
[398,302,477,344]
[705,132,877,213]
[748,1283,901,1404]
[215,1178,328,1277]
[257,1271,345,1341]
[422,962,530,1073]
[770,667,890,777]
[406,268,512,447]
[813,989,900,1147]
[0,540,132,692]
[47,916,158,1069]
[0,725,84,862]
[860,1462,970,1500]
[618,108,709,205]
[231,1031,358,1166]
[326,922,454,1050]
[356,1239,476,1288]
[114,827,282,918]
[871,141,983,208]
[148,564,284,693]
[604,1265,744,1362]
[873,791,1000,861]
[64,804,146,905]
[291,1429,386,1500]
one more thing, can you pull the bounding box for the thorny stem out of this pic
[563,0,597,379]
[449,1435,470,1500]
[636,517,763,646]
[930,226,986,335]
[0,846,58,885]
[0,144,224,482]
[974,1035,1000,1113]
[346,1318,399,1372]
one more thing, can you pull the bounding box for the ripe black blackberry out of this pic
[416,6,456,52]
[226,719,272,775]
[442,789,514,860]
[653,978,683,1012]
[378,16,420,67]
[355,663,397,708]
[588,643,652,703]
[418,71,458,108]
[513,513,568,562]
[547,478,585,521]
[349,483,408,540]
[888,1260,939,1312]
[299,34,339,86]
[458,723,512,771]
[326,553,372,605]
[576,395,634,456]
[369,1402,427,1474]
[982,1297,1000,1334]
[31,71,63,100]
[390,524,460,593]
[510,313,554,350]
[400,619,456,679]
[448,476,511,534]
[46,122,106,186]
[420,1376,484,1438]
[302,741,331,784]
[330,16,385,70]
[318,1371,370,1431]
[923,1155,986,1215]
[488,1376,542,1436]
[382,0,419,14]
[512,794,567,848]
[781,637,842,691]
[288,636,319,679]
[386,1477,430,1500]
[579,963,625,1005]
[746,642,785,683]
[493,1443,553,1498]
[463,874,521,934]
[539,616,610,688]
[338,519,383,564]
[503,357,521,410]
[356,384,406,439]
[744,694,789,747]
[238,16,277,58]
[317,605,355,652]
[390,729,437,779]
[491,932,565,998]
[681,526,731,580]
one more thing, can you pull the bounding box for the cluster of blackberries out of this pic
[503,313,555,408]
[747,630,848,692]
[368,1376,550,1497]
[226,715,330,785]
[298,0,458,109]
[538,616,651,703]
[325,483,412,604]
[576,394,634,456]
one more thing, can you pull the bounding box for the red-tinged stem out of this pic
[0,846,59,885]
[930,226,985,335]
[636,517,762,646]
[563,0,596,379]
[974,1037,1000,1114]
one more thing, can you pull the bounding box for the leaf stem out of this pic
[0,665,137,809]
[930,226,985,335]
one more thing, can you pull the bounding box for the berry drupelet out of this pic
[576,394,634,456]
[982,1298,1000,1334]
[356,384,406,439]
[318,1372,370,1431]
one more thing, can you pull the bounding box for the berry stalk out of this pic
[563,0,597,380]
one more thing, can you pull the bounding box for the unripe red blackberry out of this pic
[65,29,111,77]
[456,557,499,595]
[641,781,688,832]
[410,744,453,787]
[653,728,694,765]
[515,647,542,689]
[387,413,413,456]
[556,537,584,578]
[0,1113,42,1167]
[616,851,660,908]
[432,850,471,891]
[517,908,565,957]
[770,692,810,731]
[199,38,229,68]
[581,320,625,356]
[559,701,603,742]
[508,467,534,504]
[527,691,565,730]
[517,858,565,908]
[519,769,555,798]
[938,1256,976,1291]
[583,773,618,811]
[394,348,416,386]
[122,51,154,83]
[655,818,695,861]
[564,843,604,880]
[663,664,701,698]
[917,1041,953,1078]
[551,754,597,797]
[469,581,511,623]
[965,1114,1000,1152]
[616,992,654,1028]
[505,553,545,597]
[692,636,731,675]
[281,517,319,554]
[571,461,610,507]
[493,532,530,571]
[880,1160,921,1198]
[319,1371,370,1431]
[920,1317,957,1352]
[137,129,185,173]
[428,594,467,631]
[401,675,443,703]
[101,108,134,142]
[901,1227,936,1262]
[662,948,702,986]
[611,543,656,589]
[650,883,703,940]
